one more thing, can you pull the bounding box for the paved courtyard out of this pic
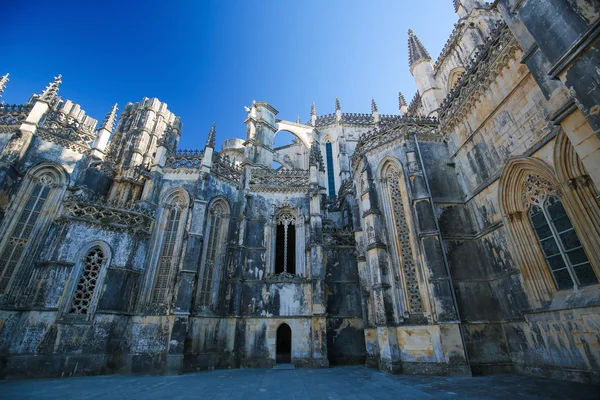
[0,366,596,400]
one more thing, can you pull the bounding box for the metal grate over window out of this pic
[386,167,423,314]
[151,201,183,304]
[530,196,597,290]
[69,247,106,315]
[0,174,53,293]
[199,204,224,307]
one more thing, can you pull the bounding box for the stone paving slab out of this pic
[0,366,596,400]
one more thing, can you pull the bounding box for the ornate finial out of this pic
[398,92,407,108]
[206,123,216,148]
[453,0,460,12]
[407,30,431,68]
[100,103,118,132]
[311,101,317,116]
[371,98,378,113]
[0,73,9,98]
[296,115,301,124]
[335,97,341,111]
[309,141,325,172]
[40,74,62,101]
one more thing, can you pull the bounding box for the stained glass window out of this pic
[326,142,336,199]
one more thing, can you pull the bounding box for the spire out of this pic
[296,115,301,124]
[0,73,9,98]
[39,74,62,101]
[408,30,431,69]
[100,103,118,132]
[398,92,407,108]
[206,123,216,148]
[335,97,341,111]
[311,101,317,116]
[371,98,378,113]
[309,141,325,172]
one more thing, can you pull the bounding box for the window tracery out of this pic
[385,167,423,313]
[151,195,185,304]
[276,212,296,274]
[199,201,229,308]
[0,168,64,294]
[69,247,106,315]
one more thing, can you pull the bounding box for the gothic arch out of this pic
[61,240,112,321]
[196,196,231,310]
[447,67,466,93]
[266,203,306,276]
[143,186,191,308]
[553,131,600,277]
[0,162,68,298]
[499,156,599,307]
[377,157,428,319]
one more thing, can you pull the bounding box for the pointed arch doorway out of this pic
[276,323,292,364]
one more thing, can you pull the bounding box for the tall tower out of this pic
[107,97,181,205]
[408,30,444,117]
[453,0,485,18]
[243,101,278,168]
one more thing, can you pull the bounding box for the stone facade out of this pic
[0,0,599,384]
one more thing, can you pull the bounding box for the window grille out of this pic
[529,195,597,290]
[386,167,423,313]
[0,173,54,293]
[151,199,183,304]
[199,204,224,307]
[69,247,106,315]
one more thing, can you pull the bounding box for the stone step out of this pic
[273,363,295,370]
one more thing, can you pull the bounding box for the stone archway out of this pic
[276,323,292,364]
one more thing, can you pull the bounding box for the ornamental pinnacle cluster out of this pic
[0,0,599,384]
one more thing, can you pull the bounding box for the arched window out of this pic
[325,141,336,199]
[198,199,230,308]
[275,212,296,274]
[0,164,67,295]
[66,245,110,319]
[500,157,600,307]
[382,165,423,314]
[525,176,596,290]
[149,190,189,305]
[447,67,466,93]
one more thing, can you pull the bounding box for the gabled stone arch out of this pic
[499,156,600,307]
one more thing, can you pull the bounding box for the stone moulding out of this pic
[439,21,520,130]
[61,196,154,233]
[434,22,466,73]
[249,167,309,192]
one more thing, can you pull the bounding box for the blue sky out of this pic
[2,0,458,150]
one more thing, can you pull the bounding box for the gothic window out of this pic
[0,165,66,295]
[198,200,230,308]
[326,142,336,199]
[275,212,296,274]
[150,192,188,305]
[68,246,108,317]
[447,67,466,93]
[384,166,423,314]
[525,175,597,290]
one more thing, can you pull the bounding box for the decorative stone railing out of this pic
[212,152,242,185]
[61,195,154,233]
[0,104,32,127]
[250,168,309,192]
[165,149,204,170]
[37,110,96,153]
[323,227,356,251]
[352,117,439,164]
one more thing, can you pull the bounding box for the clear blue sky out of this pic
[2,0,458,150]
